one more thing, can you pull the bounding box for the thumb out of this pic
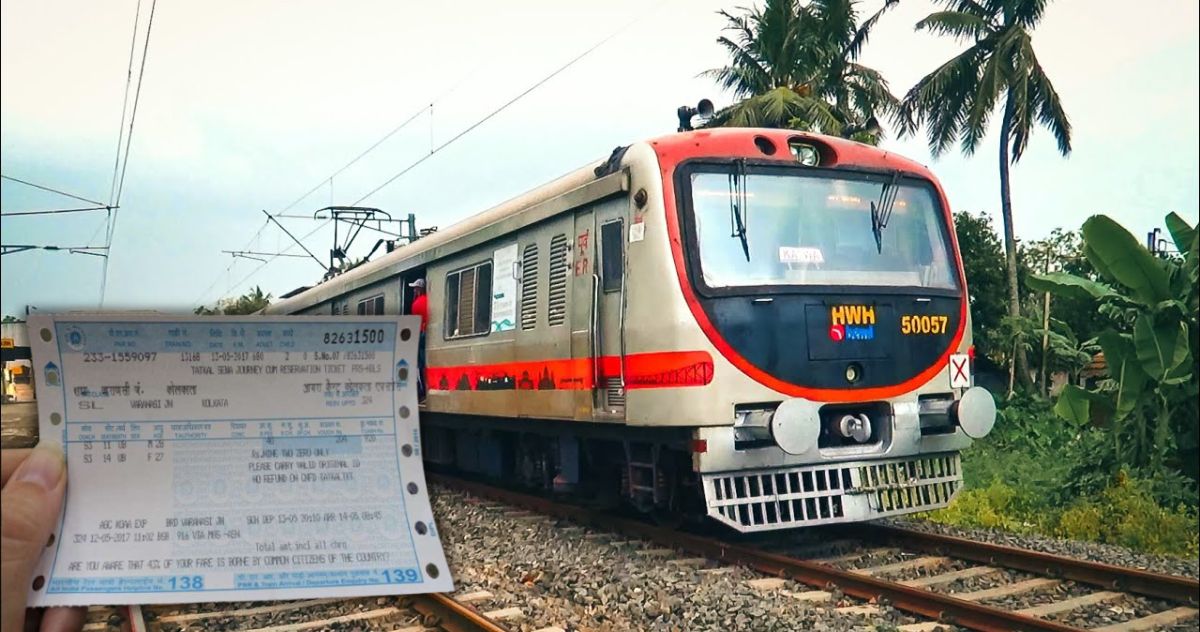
[1,444,66,605]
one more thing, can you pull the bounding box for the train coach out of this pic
[264,127,997,533]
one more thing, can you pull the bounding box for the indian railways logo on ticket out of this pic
[26,313,453,607]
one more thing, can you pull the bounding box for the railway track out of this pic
[429,473,1199,632]
[80,593,513,632]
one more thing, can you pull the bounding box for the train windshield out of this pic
[689,169,959,290]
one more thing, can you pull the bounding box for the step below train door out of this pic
[571,197,627,421]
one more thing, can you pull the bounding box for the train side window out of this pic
[444,261,493,339]
[520,243,539,330]
[357,294,384,315]
[600,219,624,293]
[547,234,569,326]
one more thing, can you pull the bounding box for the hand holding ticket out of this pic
[26,314,453,607]
[1,445,86,632]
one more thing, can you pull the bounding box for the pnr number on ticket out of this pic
[26,313,453,606]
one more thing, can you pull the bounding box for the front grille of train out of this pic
[858,455,960,514]
[702,453,961,532]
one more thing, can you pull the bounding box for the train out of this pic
[264,127,997,533]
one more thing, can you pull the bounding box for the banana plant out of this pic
[1028,213,1199,474]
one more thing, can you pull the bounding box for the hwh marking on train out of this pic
[830,305,876,326]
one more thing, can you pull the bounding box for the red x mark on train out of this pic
[950,355,969,385]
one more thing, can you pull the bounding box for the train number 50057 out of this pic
[900,315,949,335]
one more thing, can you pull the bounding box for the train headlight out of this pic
[789,141,820,166]
[844,362,861,384]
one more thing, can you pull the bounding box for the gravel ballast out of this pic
[431,486,936,632]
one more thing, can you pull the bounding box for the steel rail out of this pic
[408,593,512,632]
[853,523,1200,606]
[430,474,1085,632]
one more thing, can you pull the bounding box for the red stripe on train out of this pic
[427,350,713,392]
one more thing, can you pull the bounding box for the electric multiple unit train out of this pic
[264,127,997,532]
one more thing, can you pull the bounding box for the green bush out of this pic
[930,469,1198,558]
[926,481,1031,532]
[926,393,1199,558]
[1091,474,1198,557]
[1057,504,1103,542]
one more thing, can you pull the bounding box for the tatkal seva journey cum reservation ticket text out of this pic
[26,313,453,607]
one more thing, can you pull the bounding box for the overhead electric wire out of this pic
[195,67,474,307]
[0,174,107,207]
[2,244,109,256]
[201,2,659,305]
[101,0,157,306]
[2,205,114,217]
[351,8,651,205]
[112,0,155,208]
[276,105,433,216]
[223,220,332,299]
[108,0,142,206]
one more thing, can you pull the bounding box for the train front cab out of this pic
[622,130,998,533]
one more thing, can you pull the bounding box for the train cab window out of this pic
[357,294,384,315]
[445,261,493,339]
[600,219,624,292]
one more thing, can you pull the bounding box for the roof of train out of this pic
[263,155,608,314]
[263,128,935,314]
[645,126,934,175]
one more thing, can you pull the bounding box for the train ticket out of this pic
[25,313,453,606]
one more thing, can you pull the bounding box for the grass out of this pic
[920,395,1200,559]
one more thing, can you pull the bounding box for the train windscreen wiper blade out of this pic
[870,170,901,254]
[728,159,750,262]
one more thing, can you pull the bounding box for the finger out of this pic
[23,607,44,632]
[39,606,86,632]
[0,444,67,632]
[2,448,33,486]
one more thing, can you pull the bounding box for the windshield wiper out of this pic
[728,159,750,262]
[870,170,901,253]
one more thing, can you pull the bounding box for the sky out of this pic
[2,0,1198,317]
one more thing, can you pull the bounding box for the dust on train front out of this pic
[661,133,997,532]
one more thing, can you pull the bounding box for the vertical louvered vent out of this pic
[520,244,539,331]
[547,234,569,327]
[458,268,476,334]
[604,377,625,409]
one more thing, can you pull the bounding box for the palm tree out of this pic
[898,0,1071,389]
[703,0,899,143]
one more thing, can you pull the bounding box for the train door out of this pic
[516,218,575,419]
[571,197,627,420]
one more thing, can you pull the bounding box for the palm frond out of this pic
[1024,40,1072,155]
[898,44,983,155]
[704,0,900,138]
[934,0,995,21]
[916,10,992,41]
[1006,64,1033,161]
[844,63,900,116]
[959,30,1014,153]
[842,0,899,60]
[1008,0,1049,28]
[704,35,774,95]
